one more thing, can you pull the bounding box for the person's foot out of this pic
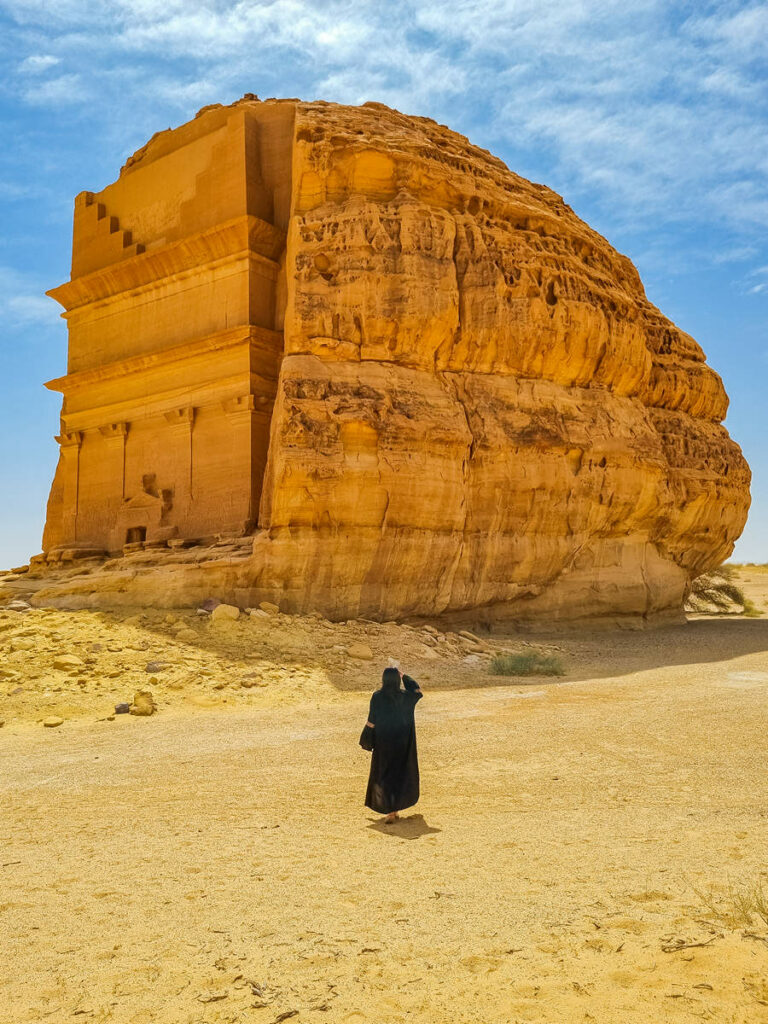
[384,813,399,824]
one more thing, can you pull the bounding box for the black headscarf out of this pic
[381,667,402,701]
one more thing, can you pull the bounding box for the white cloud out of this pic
[2,0,768,241]
[0,267,60,327]
[18,54,61,73]
[21,73,89,105]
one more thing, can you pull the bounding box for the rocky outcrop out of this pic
[34,97,750,625]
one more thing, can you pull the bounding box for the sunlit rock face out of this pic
[39,97,750,624]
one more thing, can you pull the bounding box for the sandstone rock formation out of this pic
[35,97,750,625]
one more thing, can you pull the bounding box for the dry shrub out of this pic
[686,565,761,616]
[691,877,768,930]
[490,652,565,677]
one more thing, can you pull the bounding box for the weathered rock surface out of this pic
[130,689,157,716]
[210,603,240,623]
[32,97,750,625]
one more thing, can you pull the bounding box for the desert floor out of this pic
[1,567,768,1023]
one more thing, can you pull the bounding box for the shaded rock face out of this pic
[39,98,750,624]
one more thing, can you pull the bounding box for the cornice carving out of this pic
[98,421,129,439]
[45,325,280,394]
[55,431,83,449]
[47,215,285,314]
[164,406,196,426]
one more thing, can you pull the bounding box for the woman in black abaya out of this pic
[361,666,422,823]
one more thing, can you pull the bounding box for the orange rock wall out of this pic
[42,98,750,623]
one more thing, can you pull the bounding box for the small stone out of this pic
[129,690,157,716]
[213,680,228,689]
[164,613,178,625]
[7,600,31,612]
[347,643,373,661]
[240,675,259,688]
[43,716,64,728]
[459,629,481,642]
[197,990,228,1003]
[175,628,198,643]
[199,598,220,613]
[54,654,85,671]
[249,608,270,619]
[0,718,4,727]
[259,601,280,615]
[211,603,240,622]
[145,661,164,673]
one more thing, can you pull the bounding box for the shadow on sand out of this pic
[366,813,441,840]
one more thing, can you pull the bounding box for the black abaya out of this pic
[364,674,422,814]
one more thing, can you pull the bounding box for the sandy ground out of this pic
[1,569,768,1023]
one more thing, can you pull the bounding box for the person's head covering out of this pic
[381,666,401,697]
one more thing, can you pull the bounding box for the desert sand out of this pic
[1,567,767,1023]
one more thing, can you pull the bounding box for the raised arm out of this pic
[402,674,423,700]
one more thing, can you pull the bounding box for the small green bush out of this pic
[490,651,565,677]
[743,598,762,618]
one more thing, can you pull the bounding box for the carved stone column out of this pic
[98,421,129,499]
[54,431,83,544]
[163,406,196,519]
[222,395,258,532]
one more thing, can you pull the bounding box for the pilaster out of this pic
[98,421,129,499]
[54,431,84,543]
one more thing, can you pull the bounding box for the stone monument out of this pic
[37,97,751,623]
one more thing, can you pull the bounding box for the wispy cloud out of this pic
[2,0,768,272]
[0,266,60,327]
[20,72,90,105]
[746,265,768,295]
[18,54,61,73]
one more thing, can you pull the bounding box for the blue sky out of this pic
[0,0,766,568]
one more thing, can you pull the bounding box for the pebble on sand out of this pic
[211,603,240,623]
[174,627,198,643]
[43,716,64,728]
[129,690,157,716]
[259,601,280,615]
[53,654,85,671]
